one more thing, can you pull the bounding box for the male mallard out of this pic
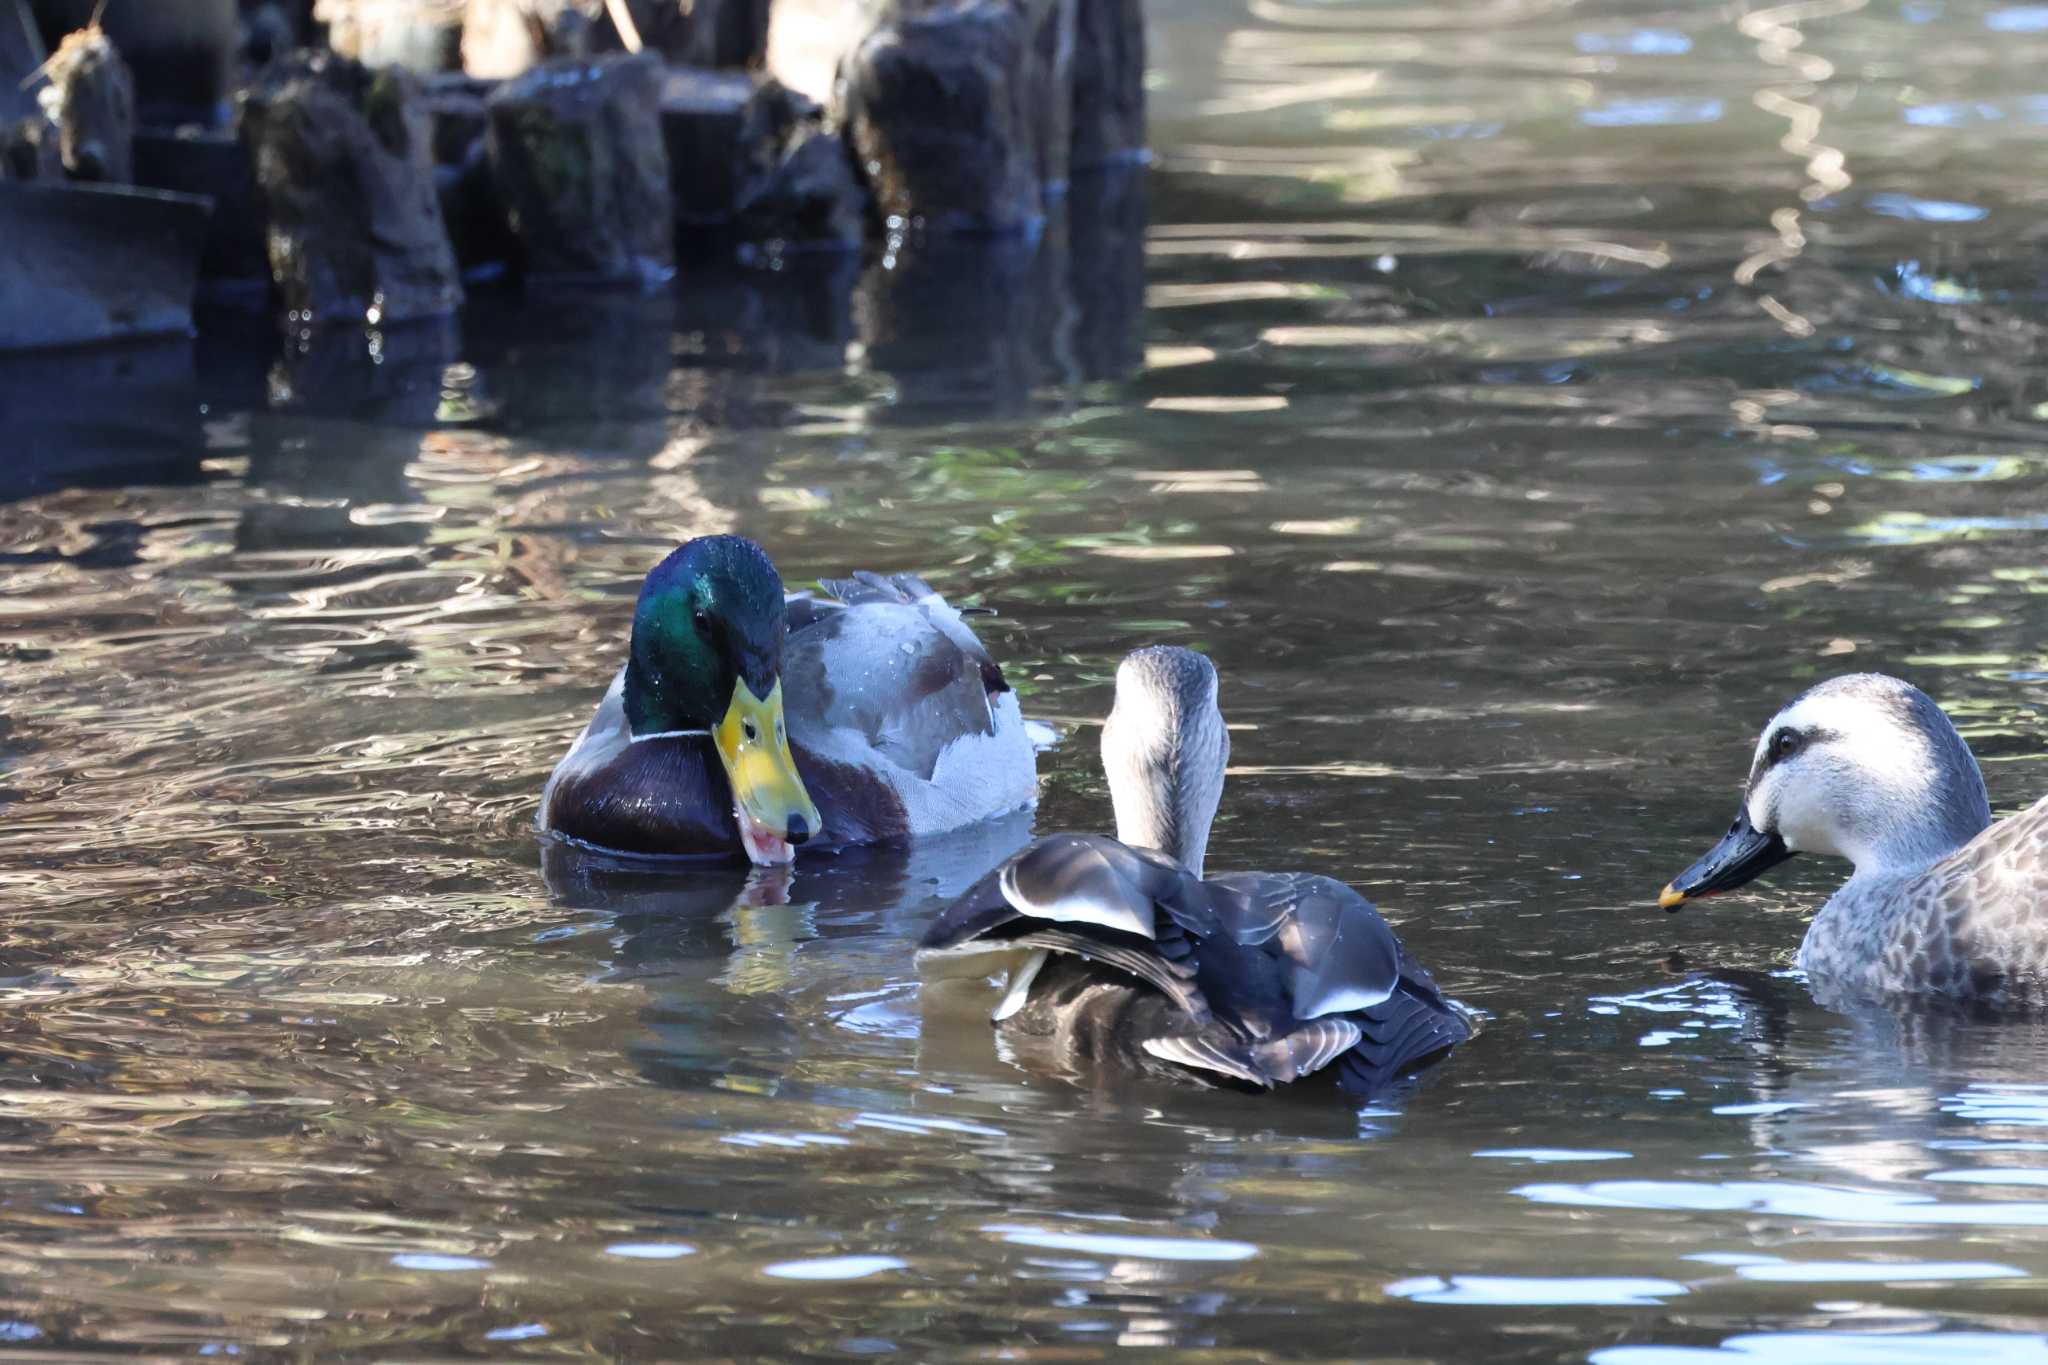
[1660,672,2048,1008]
[540,535,1037,865]
[919,645,1470,1093]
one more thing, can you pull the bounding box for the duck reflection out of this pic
[540,807,1386,1133]
[541,814,1037,1090]
[528,817,1447,1355]
[1749,999,2048,1188]
[1584,962,2048,1201]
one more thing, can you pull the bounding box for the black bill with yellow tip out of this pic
[714,678,822,861]
[1659,809,1795,911]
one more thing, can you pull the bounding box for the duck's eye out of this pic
[743,719,759,742]
[1770,728,1803,762]
[692,608,711,632]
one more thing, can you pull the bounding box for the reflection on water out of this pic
[1597,1333,2048,1364]
[12,0,2048,1357]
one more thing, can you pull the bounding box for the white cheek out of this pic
[1766,769,1843,858]
[1744,768,1776,835]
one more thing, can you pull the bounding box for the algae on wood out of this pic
[241,53,463,324]
[486,52,672,284]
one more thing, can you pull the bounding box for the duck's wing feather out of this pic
[815,570,938,609]
[787,574,950,631]
[1198,871,1468,1089]
[921,833,1202,948]
[925,840,1468,1093]
[1143,1017,1365,1089]
[1140,1033,1272,1088]
[785,597,998,781]
[782,591,837,634]
[921,834,1214,1012]
[1006,928,1206,1017]
[1205,873,1405,1018]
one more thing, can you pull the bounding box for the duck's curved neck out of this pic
[1841,779,1990,880]
[1100,652,1229,878]
[1112,783,1204,877]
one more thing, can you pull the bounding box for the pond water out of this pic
[10,0,2048,1358]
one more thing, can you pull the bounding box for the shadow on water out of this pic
[0,341,206,501]
[543,817,1042,1092]
[857,166,1149,413]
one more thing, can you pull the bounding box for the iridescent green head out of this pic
[623,535,821,859]
[624,535,783,734]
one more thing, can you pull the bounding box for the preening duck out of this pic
[540,535,1037,866]
[919,645,1470,1093]
[1660,672,2048,1008]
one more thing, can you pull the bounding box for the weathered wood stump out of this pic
[824,0,1141,229]
[240,53,463,324]
[420,72,494,164]
[839,0,1044,233]
[417,72,515,276]
[659,67,756,224]
[486,52,673,284]
[133,127,268,294]
[662,71,864,249]
[737,124,863,252]
[1070,0,1142,169]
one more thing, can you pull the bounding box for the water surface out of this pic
[10,0,2048,1358]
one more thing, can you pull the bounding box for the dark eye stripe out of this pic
[1765,727,1803,767]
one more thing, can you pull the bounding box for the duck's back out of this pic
[1204,871,1470,1092]
[784,573,1036,844]
[921,835,1470,1093]
[1804,795,2048,1007]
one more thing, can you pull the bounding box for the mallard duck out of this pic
[1658,672,2048,1008]
[919,645,1470,1093]
[540,535,1037,865]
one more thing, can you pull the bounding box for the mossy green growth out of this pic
[506,108,595,221]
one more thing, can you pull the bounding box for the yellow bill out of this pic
[714,678,822,865]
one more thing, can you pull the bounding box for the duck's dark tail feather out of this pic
[1336,989,1473,1095]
